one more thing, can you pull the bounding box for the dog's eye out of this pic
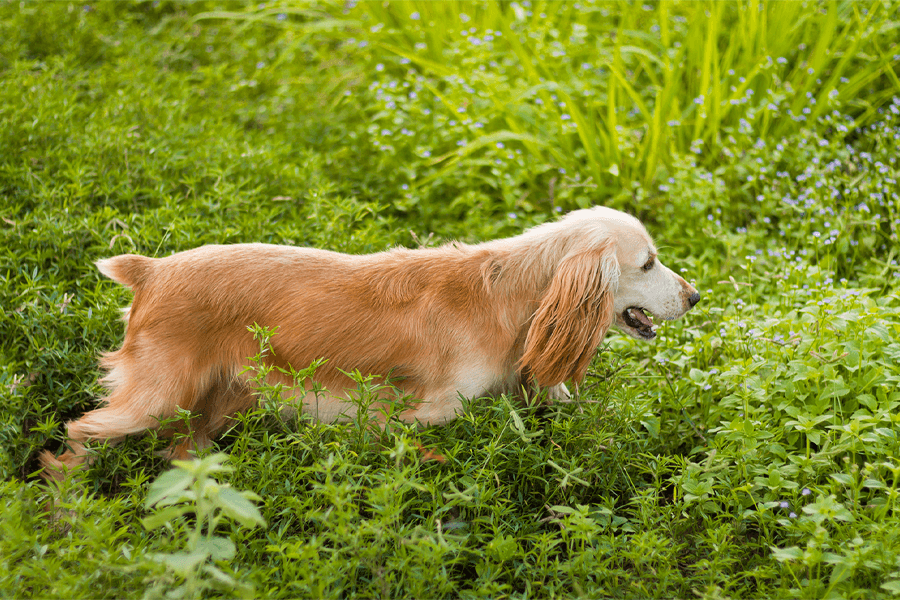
[642,258,655,272]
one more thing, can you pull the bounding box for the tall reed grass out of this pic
[345,0,899,190]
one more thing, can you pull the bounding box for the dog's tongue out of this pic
[629,307,652,327]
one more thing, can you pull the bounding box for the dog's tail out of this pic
[96,254,154,289]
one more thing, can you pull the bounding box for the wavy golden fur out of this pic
[40,206,700,480]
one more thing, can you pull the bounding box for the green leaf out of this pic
[196,536,236,561]
[214,487,266,528]
[688,368,707,383]
[547,460,590,487]
[486,535,518,562]
[829,473,854,486]
[641,415,660,438]
[549,505,578,515]
[151,551,208,575]
[444,480,478,504]
[827,561,854,586]
[202,563,238,586]
[145,468,194,508]
[817,383,850,401]
[141,505,191,531]
[509,405,526,436]
[771,546,803,562]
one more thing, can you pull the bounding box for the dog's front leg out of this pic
[545,383,572,402]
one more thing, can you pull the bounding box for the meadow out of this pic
[1,1,900,597]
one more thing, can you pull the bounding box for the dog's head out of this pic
[521,206,700,386]
[604,209,701,341]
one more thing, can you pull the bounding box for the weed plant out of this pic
[2,1,900,598]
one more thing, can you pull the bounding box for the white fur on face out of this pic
[607,222,697,339]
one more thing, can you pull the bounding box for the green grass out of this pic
[2,1,900,598]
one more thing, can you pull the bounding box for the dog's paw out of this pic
[546,383,572,402]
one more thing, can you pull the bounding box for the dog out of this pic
[40,206,700,480]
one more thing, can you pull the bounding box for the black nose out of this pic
[688,292,701,308]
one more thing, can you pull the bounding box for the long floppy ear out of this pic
[520,242,617,387]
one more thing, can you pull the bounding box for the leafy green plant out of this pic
[141,453,266,599]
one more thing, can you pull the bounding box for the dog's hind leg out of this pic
[39,348,218,481]
[39,389,166,481]
[165,374,256,461]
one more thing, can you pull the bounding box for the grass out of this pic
[1,0,900,598]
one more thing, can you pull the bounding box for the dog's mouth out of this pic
[620,306,657,340]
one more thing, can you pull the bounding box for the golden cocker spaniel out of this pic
[41,206,700,479]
